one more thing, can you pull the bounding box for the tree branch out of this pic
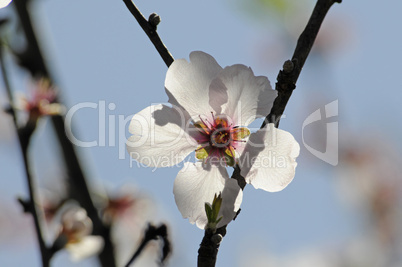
[205,0,342,266]
[122,0,174,67]
[263,0,342,128]
[234,0,342,198]
[122,0,341,266]
[12,1,116,266]
[197,228,226,267]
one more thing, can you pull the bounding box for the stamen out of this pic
[194,112,243,166]
[200,115,213,129]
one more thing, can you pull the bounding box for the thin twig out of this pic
[233,0,342,196]
[263,0,343,128]
[0,38,51,267]
[125,224,170,267]
[122,0,174,67]
[12,1,116,266]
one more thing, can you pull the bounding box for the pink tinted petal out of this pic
[209,64,277,126]
[173,162,242,229]
[165,51,223,120]
[239,124,300,192]
[126,104,196,167]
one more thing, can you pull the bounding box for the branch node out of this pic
[282,60,294,73]
[148,13,161,28]
[211,234,223,245]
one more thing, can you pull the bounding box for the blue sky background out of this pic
[1,0,402,266]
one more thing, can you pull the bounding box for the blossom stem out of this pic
[197,228,226,267]
[122,0,174,67]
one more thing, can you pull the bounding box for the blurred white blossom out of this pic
[54,203,104,262]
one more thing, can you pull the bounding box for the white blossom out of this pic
[127,51,299,228]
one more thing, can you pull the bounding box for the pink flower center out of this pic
[194,114,250,166]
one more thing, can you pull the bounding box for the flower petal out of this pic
[126,104,196,167]
[209,64,277,126]
[165,51,223,120]
[66,236,104,262]
[217,178,243,228]
[173,162,242,229]
[239,124,300,192]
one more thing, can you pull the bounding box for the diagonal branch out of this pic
[228,1,343,266]
[263,0,343,128]
[122,0,174,67]
[234,0,342,197]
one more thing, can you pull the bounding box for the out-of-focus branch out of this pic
[125,224,170,267]
[12,1,116,266]
[0,34,51,267]
[122,0,174,67]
